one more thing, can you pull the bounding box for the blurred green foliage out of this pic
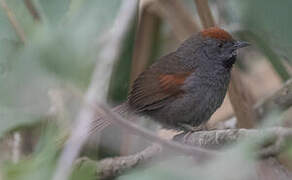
[38,0,70,24]
[227,0,291,80]
[0,0,122,134]
[0,0,123,179]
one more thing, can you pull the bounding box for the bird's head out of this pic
[200,27,249,66]
[177,27,250,68]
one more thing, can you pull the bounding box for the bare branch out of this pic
[228,68,257,128]
[176,127,292,156]
[221,79,292,129]
[98,144,161,179]
[23,0,41,22]
[194,0,215,28]
[129,2,160,83]
[0,0,26,43]
[149,0,200,41]
[75,145,161,180]
[255,79,292,119]
[51,1,138,180]
[79,127,292,180]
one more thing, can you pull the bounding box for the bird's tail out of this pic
[89,102,130,134]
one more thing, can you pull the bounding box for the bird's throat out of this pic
[223,55,236,69]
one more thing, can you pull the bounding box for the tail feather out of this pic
[89,102,130,134]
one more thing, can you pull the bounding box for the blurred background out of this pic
[0,0,291,180]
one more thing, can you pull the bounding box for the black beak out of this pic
[234,40,250,49]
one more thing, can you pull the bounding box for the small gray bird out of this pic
[91,27,250,132]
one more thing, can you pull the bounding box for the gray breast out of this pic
[202,68,230,110]
[181,67,231,126]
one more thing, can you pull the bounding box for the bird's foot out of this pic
[178,123,211,132]
[176,123,216,143]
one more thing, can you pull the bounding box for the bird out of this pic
[91,27,250,133]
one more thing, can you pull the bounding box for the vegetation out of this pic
[0,0,291,180]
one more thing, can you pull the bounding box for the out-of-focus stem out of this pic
[194,0,215,28]
[149,0,200,41]
[24,0,41,22]
[0,0,26,43]
[129,4,161,84]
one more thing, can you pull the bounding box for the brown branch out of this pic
[0,0,26,43]
[78,127,292,180]
[175,127,292,157]
[194,0,215,28]
[98,144,161,179]
[221,79,292,129]
[75,145,161,180]
[229,68,257,128]
[24,0,41,22]
[148,0,200,41]
[193,0,257,128]
[129,2,161,84]
[255,79,292,119]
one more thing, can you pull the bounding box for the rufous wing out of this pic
[128,70,192,112]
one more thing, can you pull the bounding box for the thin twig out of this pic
[129,2,160,84]
[0,0,26,43]
[24,0,41,22]
[98,144,161,179]
[194,0,215,28]
[75,145,161,180]
[12,132,21,163]
[51,1,138,180]
[149,0,200,41]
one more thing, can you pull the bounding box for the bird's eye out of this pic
[217,42,223,48]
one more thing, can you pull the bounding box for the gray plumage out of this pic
[90,27,250,133]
